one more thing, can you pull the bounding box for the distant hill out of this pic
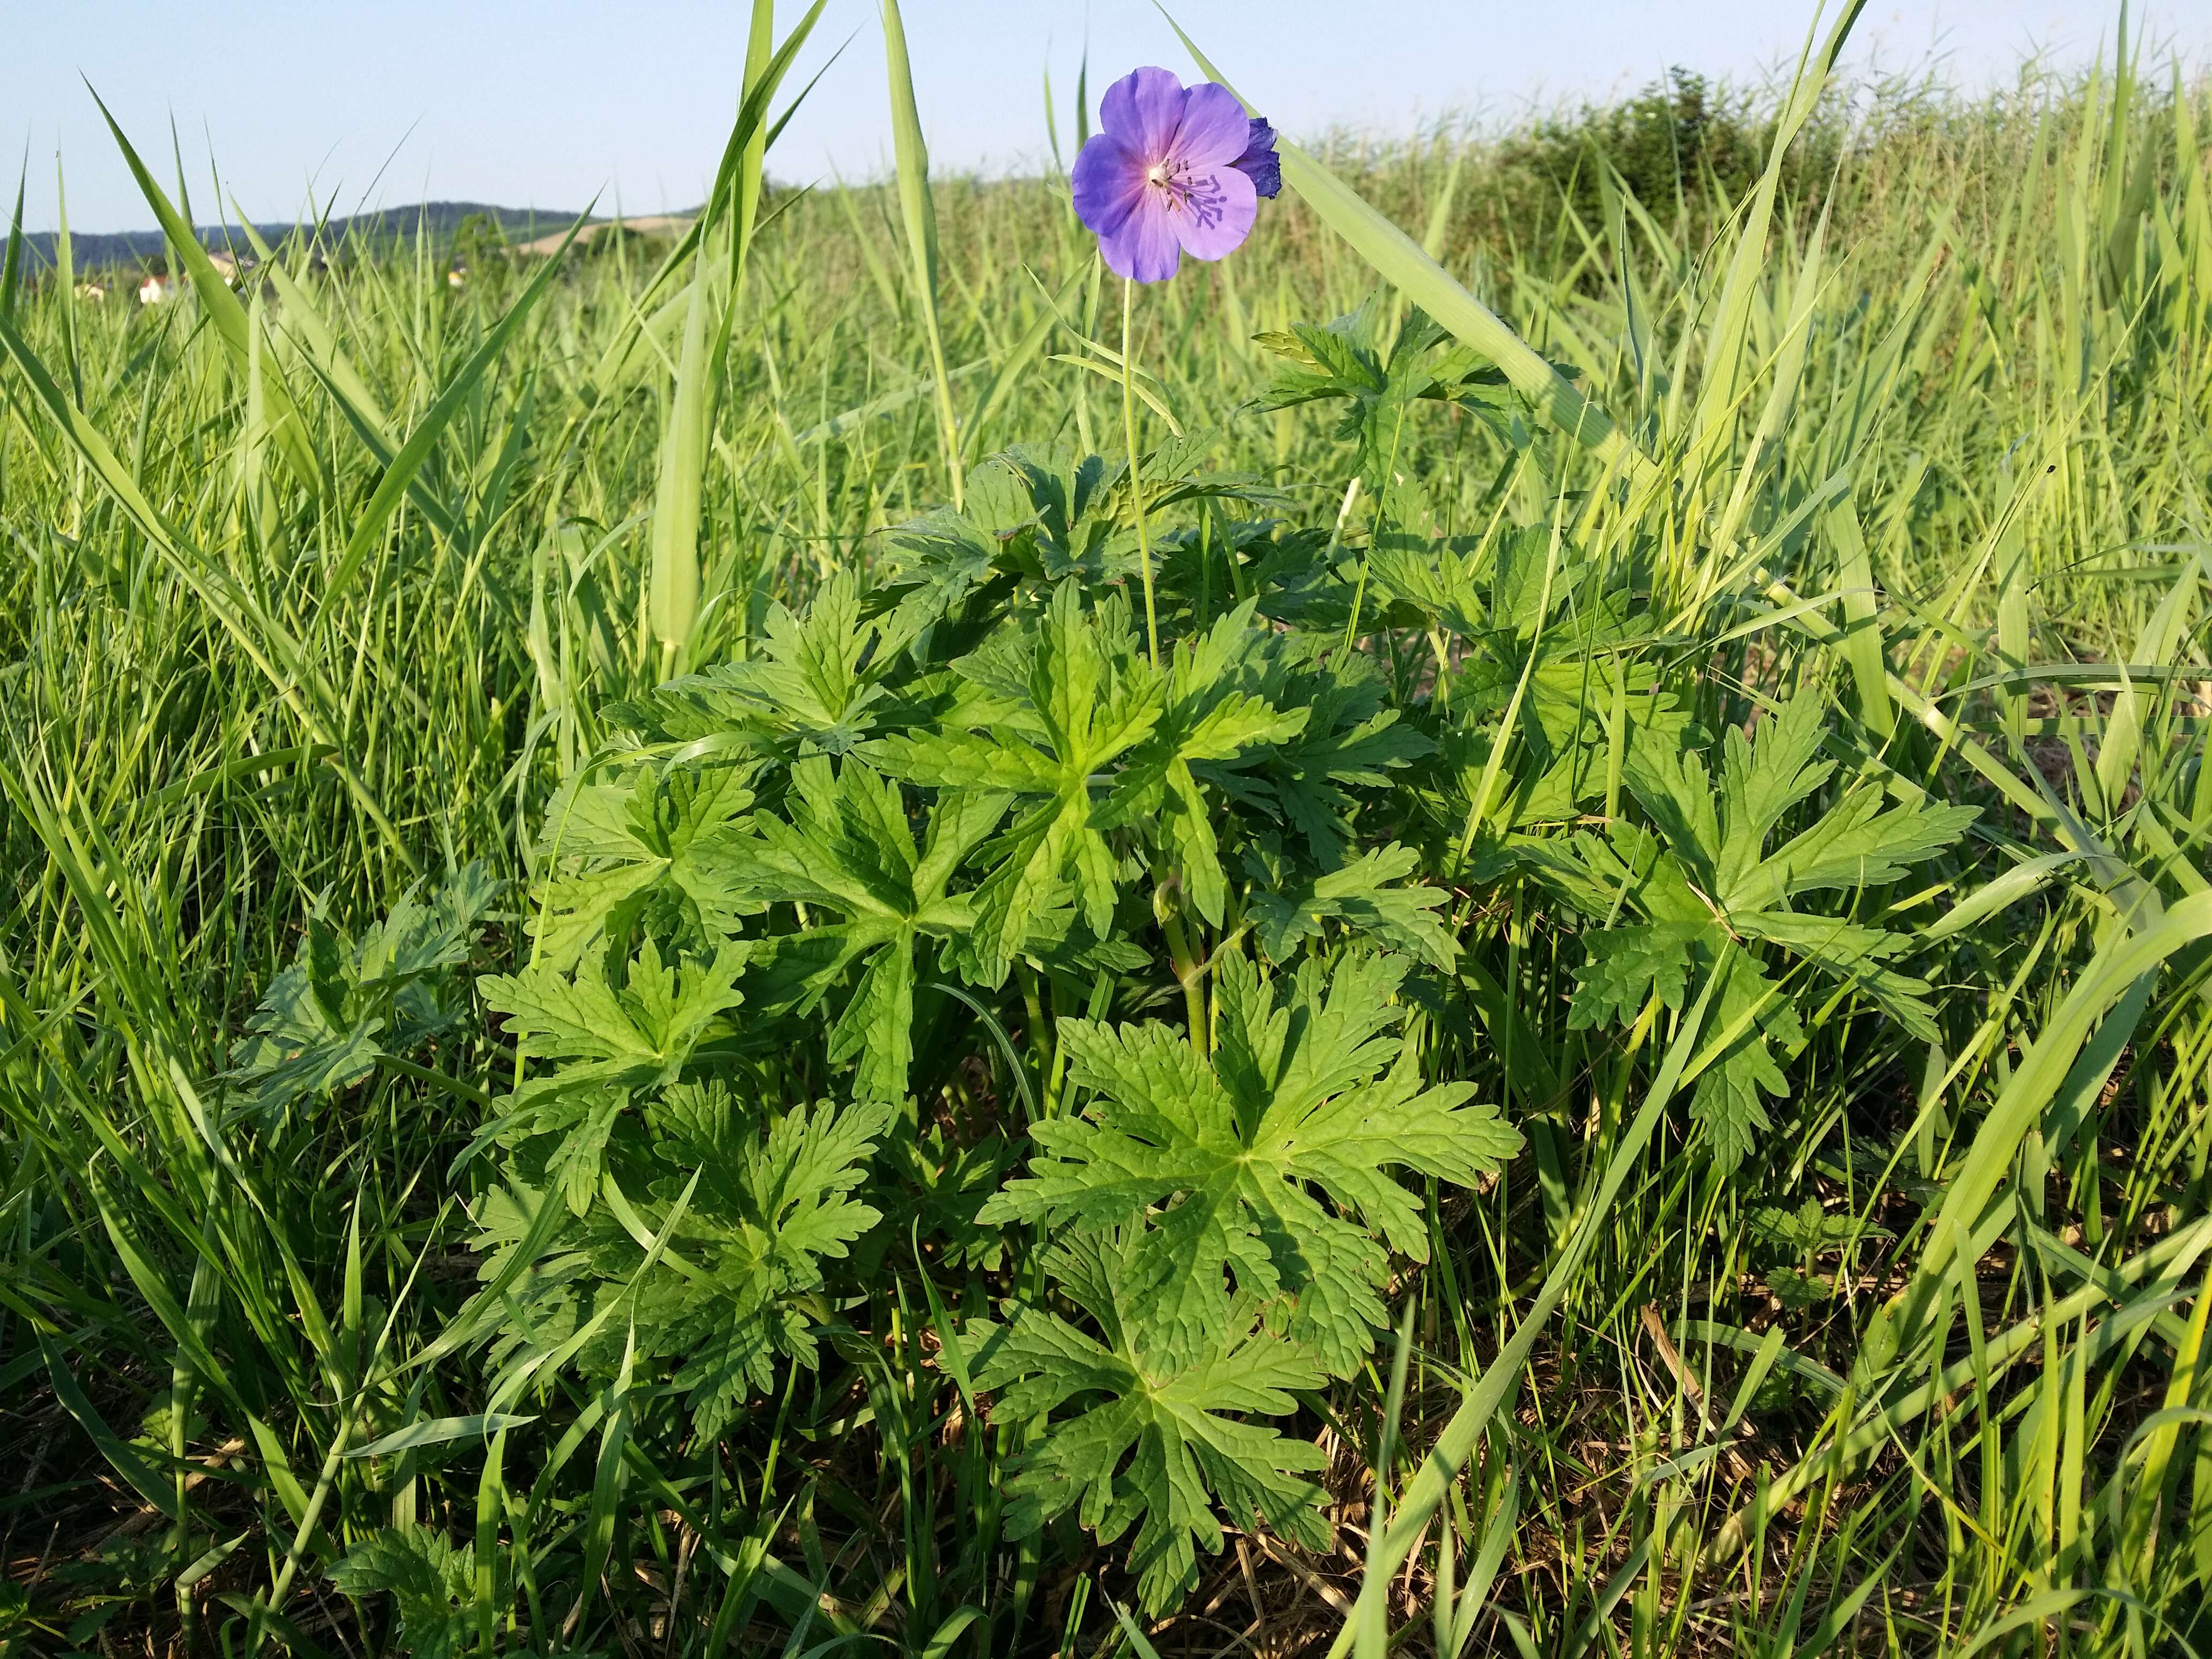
[11,202,586,273]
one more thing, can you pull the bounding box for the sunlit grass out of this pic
[2,8,2210,1657]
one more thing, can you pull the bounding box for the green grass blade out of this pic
[87,87,324,492]
[1904,893,2212,1303]
[592,0,828,382]
[0,312,416,865]
[319,212,587,629]
[0,165,25,324]
[345,1414,540,1461]
[1324,962,1728,1657]
[649,238,715,671]
[963,267,1088,460]
[881,0,964,508]
[738,0,779,253]
[1827,496,1895,738]
[1682,4,1867,497]
[39,1332,185,1520]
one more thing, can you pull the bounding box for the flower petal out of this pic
[1169,82,1252,168]
[1072,133,1146,238]
[1098,66,1186,162]
[1101,197,1183,283]
[1172,165,1257,264]
[1233,117,1282,200]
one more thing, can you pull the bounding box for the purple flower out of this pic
[1072,66,1259,282]
[1234,117,1281,200]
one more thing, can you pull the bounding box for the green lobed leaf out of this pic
[973,1232,1332,1615]
[983,952,1516,1376]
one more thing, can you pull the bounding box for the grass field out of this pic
[4,3,2212,1654]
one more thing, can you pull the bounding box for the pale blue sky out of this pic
[6,1,2206,234]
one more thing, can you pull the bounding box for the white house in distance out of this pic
[133,251,246,304]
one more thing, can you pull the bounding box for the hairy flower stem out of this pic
[1156,886,1209,1056]
[1017,961,1053,1117]
[1121,276,1160,668]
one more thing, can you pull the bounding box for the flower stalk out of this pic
[1121,276,1159,669]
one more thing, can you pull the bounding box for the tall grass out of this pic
[2,12,2210,1658]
